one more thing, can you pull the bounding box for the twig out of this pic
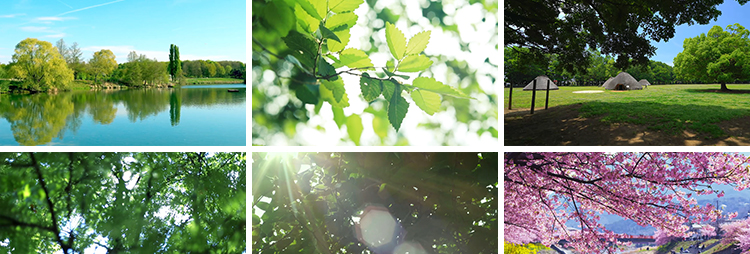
[252,38,283,60]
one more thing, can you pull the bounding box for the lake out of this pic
[0,84,246,146]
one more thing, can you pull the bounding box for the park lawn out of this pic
[505,84,750,145]
[186,77,244,84]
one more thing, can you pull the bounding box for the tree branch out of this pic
[30,153,72,254]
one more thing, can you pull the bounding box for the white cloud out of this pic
[33,16,77,23]
[0,13,26,18]
[21,26,51,32]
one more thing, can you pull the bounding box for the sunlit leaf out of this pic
[325,13,357,32]
[405,30,431,56]
[328,0,364,13]
[412,77,472,99]
[411,89,441,115]
[297,0,325,20]
[385,22,407,60]
[397,54,432,72]
[346,114,363,145]
[339,48,373,69]
[332,106,346,128]
[294,4,319,33]
[320,79,350,108]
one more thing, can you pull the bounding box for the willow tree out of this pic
[10,38,74,92]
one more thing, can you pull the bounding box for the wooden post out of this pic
[530,79,537,114]
[508,82,513,110]
[545,79,551,109]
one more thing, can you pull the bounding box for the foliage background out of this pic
[0,152,246,253]
[252,152,498,253]
[252,0,499,146]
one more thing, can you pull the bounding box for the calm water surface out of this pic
[0,84,246,146]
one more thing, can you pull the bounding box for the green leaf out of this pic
[325,13,357,32]
[346,114,364,145]
[321,79,345,102]
[319,22,341,43]
[327,29,350,52]
[256,201,271,211]
[328,0,364,13]
[372,115,389,139]
[283,31,318,71]
[22,184,30,199]
[405,30,431,56]
[382,79,396,101]
[294,4,319,33]
[412,77,472,99]
[383,68,409,79]
[387,93,409,131]
[317,59,336,79]
[397,54,432,72]
[320,79,350,107]
[264,1,295,37]
[252,214,261,226]
[359,73,381,102]
[297,0,325,20]
[385,22,407,61]
[295,84,319,104]
[314,100,323,113]
[332,106,346,128]
[411,89,441,115]
[339,48,373,69]
[285,55,310,74]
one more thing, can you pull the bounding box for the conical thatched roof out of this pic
[638,79,651,86]
[602,72,642,90]
[602,77,614,87]
[523,75,559,91]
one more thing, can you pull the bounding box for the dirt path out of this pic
[504,104,750,146]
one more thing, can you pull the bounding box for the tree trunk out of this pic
[721,82,729,91]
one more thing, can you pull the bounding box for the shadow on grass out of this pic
[505,101,750,146]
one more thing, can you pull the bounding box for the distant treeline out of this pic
[0,38,245,93]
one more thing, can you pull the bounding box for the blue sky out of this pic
[0,0,245,64]
[651,1,750,66]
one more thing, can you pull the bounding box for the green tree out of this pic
[506,0,749,74]
[88,49,117,84]
[252,152,497,253]
[215,61,226,77]
[168,44,183,81]
[674,24,750,91]
[0,152,246,253]
[10,38,74,92]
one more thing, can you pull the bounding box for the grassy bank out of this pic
[185,77,244,85]
[505,84,750,138]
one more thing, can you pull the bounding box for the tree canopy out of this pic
[252,0,498,146]
[506,0,749,73]
[0,152,246,253]
[88,49,117,84]
[504,152,750,253]
[674,23,750,90]
[10,38,74,92]
[252,152,498,253]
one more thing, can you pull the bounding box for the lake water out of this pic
[0,84,246,146]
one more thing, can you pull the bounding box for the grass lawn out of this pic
[505,84,750,145]
[185,77,244,84]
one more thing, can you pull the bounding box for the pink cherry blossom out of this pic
[505,152,750,253]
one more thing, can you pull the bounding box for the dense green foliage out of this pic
[253,0,498,145]
[111,52,170,87]
[252,152,498,253]
[55,39,86,80]
[505,46,675,87]
[10,38,74,92]
[0,152,246,253]
[506,0,749,73]
[674,24,750,90]
[88,49,117,84]
[181,60,245,80]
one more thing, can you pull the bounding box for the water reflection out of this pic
[0,85,245,145]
